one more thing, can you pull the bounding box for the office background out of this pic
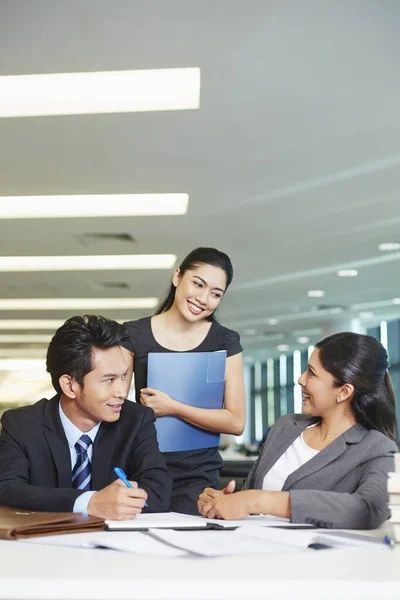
[0,1,400,446]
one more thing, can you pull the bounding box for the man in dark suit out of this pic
[0,315,172,519]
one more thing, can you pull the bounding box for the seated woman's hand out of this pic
[203,490,254,520]
[197,480,236,517]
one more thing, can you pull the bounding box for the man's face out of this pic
[69,346,130,430]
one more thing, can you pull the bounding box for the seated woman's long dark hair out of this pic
[316,332,397,442]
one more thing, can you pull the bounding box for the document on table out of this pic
[105,512,315,531]
[105,512,208,530]
[19,531,186,557]
[148,528,307,557]
[18,525,386,556]
[204,514,315,528]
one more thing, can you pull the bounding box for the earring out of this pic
[336,397,341,404]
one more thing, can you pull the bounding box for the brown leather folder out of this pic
[0,506,104,539]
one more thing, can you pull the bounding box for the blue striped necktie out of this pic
[72,434,92,491]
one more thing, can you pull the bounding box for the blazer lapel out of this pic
[91,421,117,490]
[253,418,316,489]
[43,395,72,487]
[283,424,368,490]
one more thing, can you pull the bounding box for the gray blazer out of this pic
[244,414,398,529]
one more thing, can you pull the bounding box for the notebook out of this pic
[147,350,226,452]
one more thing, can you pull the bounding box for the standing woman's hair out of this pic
[156,247,234,321]
[316,332,398,441]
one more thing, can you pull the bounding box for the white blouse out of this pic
[262,424,320,491]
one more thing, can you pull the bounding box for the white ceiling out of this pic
[1,0,400,401]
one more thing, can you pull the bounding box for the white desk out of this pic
[0,536,399,600]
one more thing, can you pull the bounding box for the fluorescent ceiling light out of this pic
[0,67,200,118]
[307,290,325,298]
[0,255,176,272]
[378,243,400,252]
[359,312,374,319]
[0,318,133,331]
[337,269,358,277]
[0,359,45,371]
[0,194,188,218]
[0,348,49,358]
[297,336,310,344]
[0,298,158,310]
[6,371,50,381]
[0,334,51,343]
[393,298,400,305]
[268,319,279,325]
[0,320,65,330]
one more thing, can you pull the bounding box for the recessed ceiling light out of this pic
[337,269,358,277]
[0,298,158,310]
[359,312,374,319]
[393,298,400,305]
[242,329,258,336]
[0,67,200,117]
[268,319,279,325]
[277,344,290,352]
[307,290,325,298]
[297,336,310,344]
[378,243,400,252]
[0,255,176,272]
[0,194,188,219]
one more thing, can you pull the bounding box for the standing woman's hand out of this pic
[140,388,179,416]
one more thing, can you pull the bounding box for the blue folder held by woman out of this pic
[147,350,227,452]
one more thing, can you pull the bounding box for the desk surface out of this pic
[0,535,399,600]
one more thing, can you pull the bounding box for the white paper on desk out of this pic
[105,511,207,530]
[240,525,319,548]
[149,528,304,557]
[19,531,186,557]
[204,514,314,528]
[93,532,186,556]
[19,532,105,548]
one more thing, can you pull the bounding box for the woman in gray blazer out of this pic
[198,332,398,529]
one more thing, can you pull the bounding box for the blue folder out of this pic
[147,350,227,452]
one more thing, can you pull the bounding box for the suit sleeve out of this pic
[0,411,83,512]
[289,442,396,529]
[125,409,172,513]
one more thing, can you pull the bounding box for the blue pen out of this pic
[317,531,394,549]
[383,535,394,549]
[113,467,148,507]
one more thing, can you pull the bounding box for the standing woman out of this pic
[123,247,246,515]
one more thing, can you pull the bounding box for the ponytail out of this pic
[351,372,398,443]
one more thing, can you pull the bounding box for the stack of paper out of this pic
[388,453,400,542]
[16,512,392,557]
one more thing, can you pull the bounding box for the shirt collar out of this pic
[58,400,101,450]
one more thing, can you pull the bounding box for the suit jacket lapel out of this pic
[91,421,117,490]
[283,423,368,490]
[43,395,72,487]
[253,418,316,489]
